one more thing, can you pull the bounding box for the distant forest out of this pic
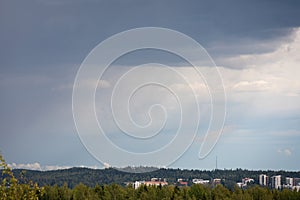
[4,167,300,189]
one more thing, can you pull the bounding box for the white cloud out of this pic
[221,27,300,96]
[232,80,270,92]
[8,162,42,171]
[7,163,102,171]
[42,165,72,171]
[217,27,300,120]
[284,149,292,156]
[103,162,110,168]
[277,148,292,156]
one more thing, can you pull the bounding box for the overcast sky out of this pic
[1,0,300,171]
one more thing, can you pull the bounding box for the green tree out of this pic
[212,184,231,200]
[189,184,211,200]
[231,186,252,200]
[72,183,91,200]
[247,186,272,200]
[0,153,44,200]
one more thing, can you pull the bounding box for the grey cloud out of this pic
[1,0,300,70]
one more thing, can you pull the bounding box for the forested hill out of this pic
[5,167,300,189]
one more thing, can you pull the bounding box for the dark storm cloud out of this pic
[1,0,300,69]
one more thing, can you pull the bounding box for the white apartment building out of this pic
[259,174,268,186]
[271,175,281,189]
[286,177,293,186]
[192,179,210,184]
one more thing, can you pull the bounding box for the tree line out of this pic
[41,183,300,200]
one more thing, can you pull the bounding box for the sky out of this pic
[1,0,300,171]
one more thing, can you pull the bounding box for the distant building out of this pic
[282,177,294,189]
[133,181,143,189]
[294,178,300,186]
[236,182,244,188]
[292,186,300,192]
[242,178,254,185]
[177,178,183,182]
[151,178,158,182]
[192,179,209,184]
[271,175,281,189]
[213,178,221,185]
[237,178,254,188]
[133,178,168,189]
[144,181,168,187]
[259,174,268,186]
[178,181,188,186]
[176,178,188,186]
[286,177,294,186]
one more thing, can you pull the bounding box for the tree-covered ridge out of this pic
[4,167,300,189]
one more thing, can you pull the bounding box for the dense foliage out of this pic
[39,183,300,200]
[0,154,44,199]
